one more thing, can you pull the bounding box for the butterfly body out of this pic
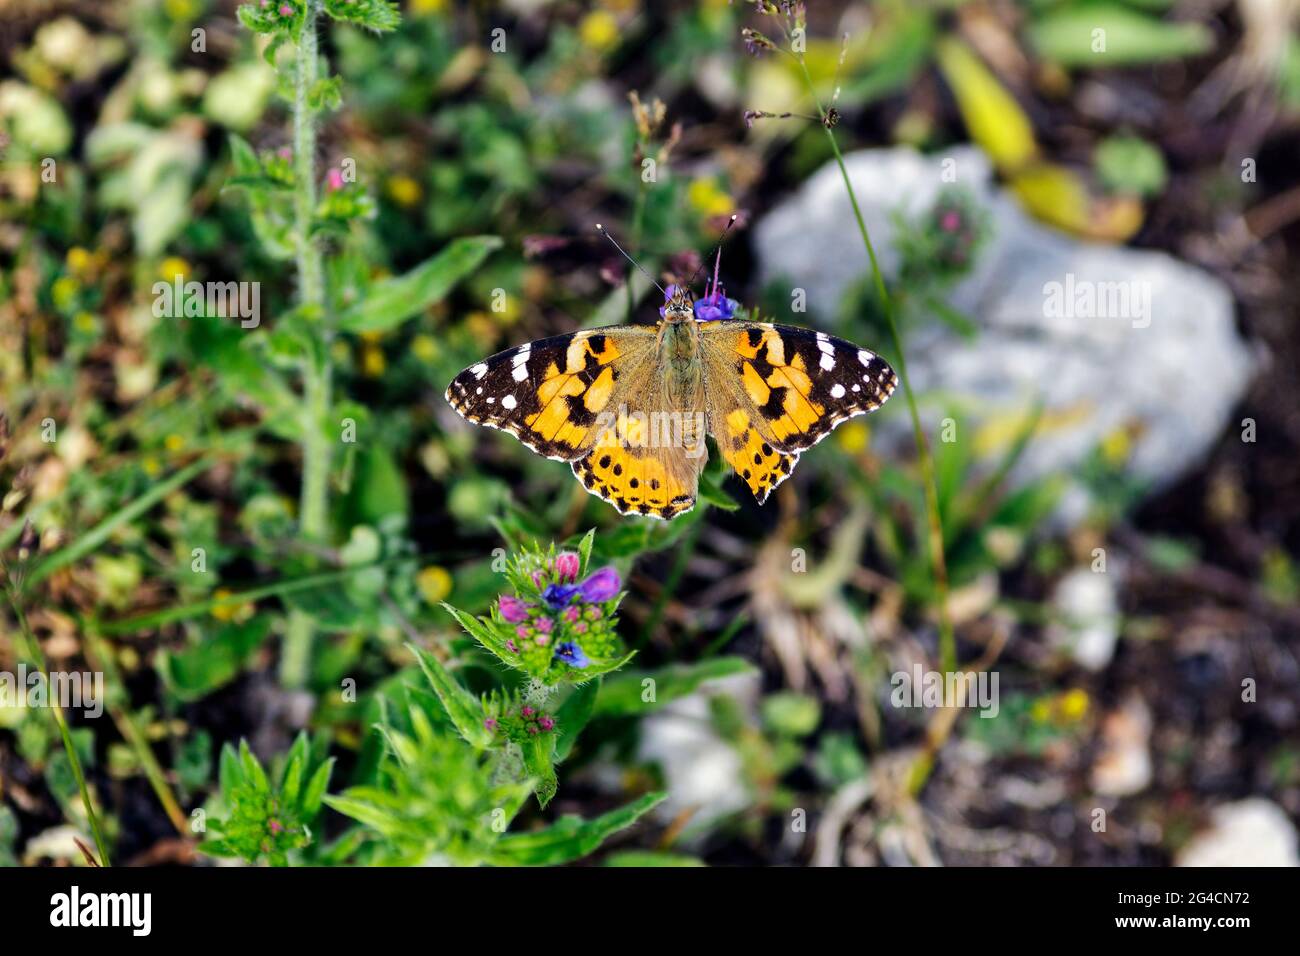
[446,286,897,519]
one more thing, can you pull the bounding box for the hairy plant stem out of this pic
[283,3,330,688]
[4,582,110,866]
[794,59,956,674]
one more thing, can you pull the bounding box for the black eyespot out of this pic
[630,478,639,488]
[599,455,611,469]
[753,453,762,465]
[613,464,622,476]
[761,443,773,456]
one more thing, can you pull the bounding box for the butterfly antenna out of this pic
[685,214,739,298]
[596,223,667,297]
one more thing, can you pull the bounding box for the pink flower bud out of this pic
[554,551,580,582]
[326,168,344,191]
[498,594,530,623]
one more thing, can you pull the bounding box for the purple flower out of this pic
[578,566,620,603]
[554,551,580,582]
[498,594,530,623]
[542,583,579,610]
[484,718,498,731]
[563,606,581,624]
[536,616,554,634]
[554,642,590,668]
[693,291,738,322]
[539,716,555,731]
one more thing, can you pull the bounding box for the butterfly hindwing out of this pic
[446,327,656,461]
[700,321,897,500]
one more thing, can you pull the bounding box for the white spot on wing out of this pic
[857,349,875,366]
[470,363,488,380]
[830,383,846,398]
[820,351,835,371]
[502,394,517,410]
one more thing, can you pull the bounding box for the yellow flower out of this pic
[385,174,423,208]
[361,344,386,378]
[163,0,200,21]
[1100,427,1131,466]
[65,246,92,274]
[687,178,734,218]
[164,434,185,452]
[416,566,453,605]
[1030,697,1053,724]
[142,457,161,477]
[579,11,619,51]
[51,276,79,310]
[211,587,254,623]
[1059,688,1090,722]
[835,421,870,455]
[73,311,97,333]
[158,256,190,282]
[412,334,439,362]
[410,0,445,13]
[330,340,351,364]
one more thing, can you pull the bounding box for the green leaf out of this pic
[487,791,665,866]
[219,743,242,793]
[522,734,558,808]
[595,657,757,717]
[156,616,272,702]
[408,641,493,749]
[238,740,269,793]
[439,602,514,664]
[698,471,740,511]
[604,851,706,867]
[300,758,335,818]
[575,527,596,577]
[228,133,260,178]
[25,457,214,589]
[554,680,599,761]
[1028,6,1213,67]
[337,236,502,334]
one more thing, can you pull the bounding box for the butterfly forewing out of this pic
[445,326,656,462]
[698,321,896,500]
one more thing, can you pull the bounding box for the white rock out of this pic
[753,147,1256,519]
[1177,799,1300,867]
[636,673,758,830]
[1048,567,1121,671]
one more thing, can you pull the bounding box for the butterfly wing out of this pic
[446,326,657,461]
[698,321,897,502]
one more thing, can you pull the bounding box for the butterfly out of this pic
[446,250,897,520]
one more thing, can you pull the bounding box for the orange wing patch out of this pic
[716,407,799,503]
[523,331,623,451]
[572,443,697,519]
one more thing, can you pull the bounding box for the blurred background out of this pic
[1,0,1298,867]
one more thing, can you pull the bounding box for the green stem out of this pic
[283,2,331,689]
[795,59,956,674]
[4,583,111,866]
